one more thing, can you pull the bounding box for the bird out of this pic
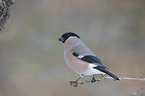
[58,32,119,87]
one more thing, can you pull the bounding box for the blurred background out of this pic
[0,0,145,96]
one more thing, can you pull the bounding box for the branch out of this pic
[77,76,145,85]
[104,76,145,96]
[75,76,145,86]
[84,76,145,96]
[104,76,145,81]
[131,86,145,96]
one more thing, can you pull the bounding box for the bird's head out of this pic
[59,32,80,43]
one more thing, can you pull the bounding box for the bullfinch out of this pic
[59,32,119,87]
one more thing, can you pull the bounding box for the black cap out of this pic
[58,32,80,43]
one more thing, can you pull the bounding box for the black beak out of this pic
[58,37,64,42]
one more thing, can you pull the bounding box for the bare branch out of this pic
[105,76,145,81]
[85,76,145,96]
[76,76,145,87]
[131,86,145,96]
[77,76,145,86]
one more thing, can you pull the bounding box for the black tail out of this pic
[94,66,120,80]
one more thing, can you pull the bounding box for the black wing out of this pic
[73,52,119,80]
[73,52,108,69]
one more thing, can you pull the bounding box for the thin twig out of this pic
[104,76,145,81]
[78,76,145,85]
[100,76,145,96]
[76,76,145,95]
[131,86,145,96]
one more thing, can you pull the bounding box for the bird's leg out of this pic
[70,77,81,87]
[91,75,96,83]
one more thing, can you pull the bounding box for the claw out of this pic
[91,77,96,83]
[70,81,78,87]
[70,77,82,87]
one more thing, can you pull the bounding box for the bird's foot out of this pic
[70,81,84,87]
[86,78,102,83]
[70,77,83,87]
[91,77,96,83]
[91,77,102,83]
[70,81,78,87]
